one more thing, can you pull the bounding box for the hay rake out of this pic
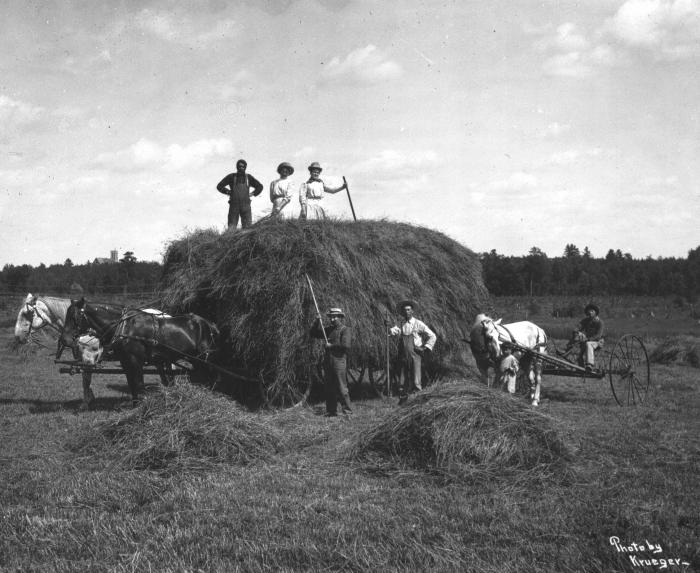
[503,334,651,406]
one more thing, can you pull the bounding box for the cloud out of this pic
[350,149,439,180]
[93,138,234,171]
[0,95,45,131]
[489,171,538,191]
[604,0,700,60]
[132,9,239,47]
[540,122,572,138]
[322,45,402,83]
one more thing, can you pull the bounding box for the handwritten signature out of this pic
[609,537,690,569]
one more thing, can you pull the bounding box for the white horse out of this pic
[14,293,102,409]
[14,293,70,344]
[468,313,548,406]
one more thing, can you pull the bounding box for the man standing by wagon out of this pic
[310,307,353,417]
[299,162,347,220]
[390,300,437,404]
[216,159,264,229]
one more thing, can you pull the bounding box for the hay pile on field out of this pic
[346,381,570,479]
[158,219,490,406]
[68,381,281,473]
[650,335,699,368]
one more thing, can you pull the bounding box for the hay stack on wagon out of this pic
[158,219,490,406]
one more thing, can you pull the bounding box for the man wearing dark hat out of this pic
[310,307,353,417]
[570,303,605,370]
[299,162,347,220]
[389,300,437,404]
[269,162,295,217]
[216,159,264,229]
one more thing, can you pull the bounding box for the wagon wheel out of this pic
[608,334,650,406]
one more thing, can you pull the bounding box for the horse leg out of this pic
[530,361,543,406]
[80,371,95,410]
[156,361,173,387]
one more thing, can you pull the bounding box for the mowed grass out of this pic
[1,328,698,572]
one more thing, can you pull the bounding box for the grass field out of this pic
[1,297,698,572]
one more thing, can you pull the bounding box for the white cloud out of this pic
[0,95,44,130]
[322,45,402,83]
[293,146,316,160]
[0,167,49,188]
[489,171,538,191]
[540,122,572,138]
[132,9,239,47]
[604,0,700,60]
[93,138,234,171]
[350,149,439,179]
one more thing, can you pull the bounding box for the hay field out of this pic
[1,304,698,572]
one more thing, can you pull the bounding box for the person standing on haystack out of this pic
[216,159,264,229]
[310,307,353,417]
[299,162,347,220]
[389,300,437,404]
[269,162,295,218]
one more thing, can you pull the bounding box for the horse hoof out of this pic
[531,400,539,406]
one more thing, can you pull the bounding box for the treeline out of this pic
[2,244,700,301]
[0,252,162,297]
[481,244,700,299]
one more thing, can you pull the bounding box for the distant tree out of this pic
[583,246,592,259]
[564,244,581,258]
[64,258,73,267]
[120,251,137,264]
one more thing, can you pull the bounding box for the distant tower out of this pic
[110,249,118,263]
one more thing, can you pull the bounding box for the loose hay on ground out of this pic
[649,335,699,368]
[158,219,491,406]
[345,381,571,482]
[68,381,282,473]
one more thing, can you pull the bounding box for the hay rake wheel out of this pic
[607,334,650,406]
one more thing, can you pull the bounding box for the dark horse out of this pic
[60,298,219,406]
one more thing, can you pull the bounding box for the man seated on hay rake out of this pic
[565,303,605,371]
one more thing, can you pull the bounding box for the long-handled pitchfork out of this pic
[305,273,328,344]
[342,176,357,222]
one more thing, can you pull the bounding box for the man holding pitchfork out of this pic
[310,307,353,417]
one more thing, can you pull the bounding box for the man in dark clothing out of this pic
[216,159,264,229]
[569,303,604,370]
[310,307,353,417]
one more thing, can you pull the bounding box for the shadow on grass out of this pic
[0,396,132,413]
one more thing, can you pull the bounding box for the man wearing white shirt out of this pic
[299,162,347,220]
[390,300,437,404]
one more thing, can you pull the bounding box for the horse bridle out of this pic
[23,301,58,338]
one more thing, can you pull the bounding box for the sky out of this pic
[1,0,698,266]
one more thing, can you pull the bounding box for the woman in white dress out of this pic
[298,162,347,220]
[269,162,295,217]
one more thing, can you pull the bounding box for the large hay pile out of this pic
[68,381,281,474]
[158,219,490,405]
[345,381,570,480]
[650,335,699,368]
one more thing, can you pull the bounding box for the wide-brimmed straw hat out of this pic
[308,162,323,172]
[584,303,600,315]
[277,162,294,175]
[326,307,345,317]
[398,299,417,311]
